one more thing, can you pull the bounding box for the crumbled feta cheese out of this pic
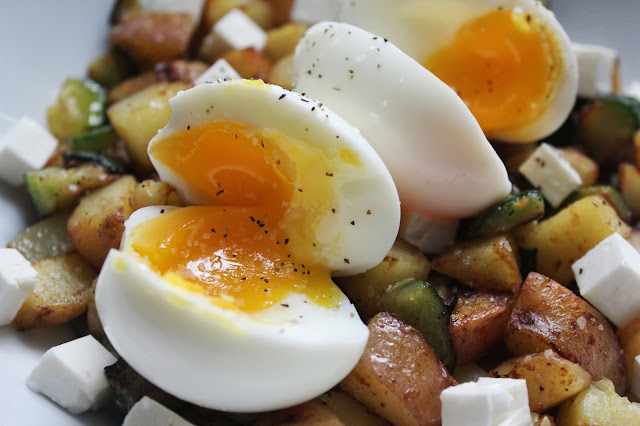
[27,335,117,414]
[573,42,619,98]
[290,0,343,24]
[0,116,59,186]
[0,248,37,326]
[440,377,533,426]
[519,143,582,207]
[398,212,458,255]
[199,9,267,60]
[194,59,242,85]
[572,232,640,328]
[123,397,195,426]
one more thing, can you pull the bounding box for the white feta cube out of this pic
[573,42,619,98]
[519,143,582,207]
[290,0,344,24]
[0,248,37,325]
[123,397,195,426]
[572,232,640,328]
[0,116,59,186]
[440,377,533,426]
[194,59,242,85]
[27,335,117,414]
[139,0,205,19]
[200,9,267,60]
[398,212,458,255]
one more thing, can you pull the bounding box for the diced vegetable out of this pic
[12,253,96,330]
[449,287,514,364]
[559,185,632,223]
[336,239,431,321]
[219,48,272,80]
[7,212,75,262]
[131,180,184,211]
[577,95,640,168]
[68,125,117,153]
[265,22,309,61]
[515,195,631,285]
[460,190,545,240]
[618,162,640,222]
[109,0,142,25]
[340,312,456,426]
[432,233,522,292]
[318,390,391,426]
[24,164,118,217]
[46,78,107,141]
[107,81,191,171]
[556,147,599,187]
[253,400,343,426]
[62,150,128,175]
[87,49,136,89]
[269,54,294,90]
[617,316,640,390]
[67,176,137,270]
[379,279,455,371]
[490,350,591,412]
[556,379,640,426]
[505,272,626,394]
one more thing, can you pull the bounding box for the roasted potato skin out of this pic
[449,287,515,364]
[253,399,344,426]
[505,272,626,394]
[341,312,456,426]
[490,350,592,412]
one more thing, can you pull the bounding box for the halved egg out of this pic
[292,22,511,220]
[95,80,401,412]
[338,0,578,143]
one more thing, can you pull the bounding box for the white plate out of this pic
[0,1,637,424]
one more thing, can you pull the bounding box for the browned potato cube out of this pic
[319,390,390,426]
[617,316,640,389]
[491,350,591,412]
[449,287,515,364]
[131,180,184,211]
[265,0,294,25]
[13,253,96,330]
[265,22,309,61]
[219,48,272,80]
[110,12,196,69]
[618,162,640,222]
[557,147,599,187]
[269,53,294,89]
[432,233,522,292]
[505,272,626,394]
[340,312,456,426]
[67,176,137,270]
[515,195,631,285]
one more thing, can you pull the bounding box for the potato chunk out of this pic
[340,312,456,426]
[505,272,626,394]
[13,253,96,330]
[449,287,515,364]
[491,350,591,412]
[556,379,640,426]
[253,400,344,426]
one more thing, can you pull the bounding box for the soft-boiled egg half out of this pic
[338,0,578,143]
[292,22,511,220]
[95,80,401,412]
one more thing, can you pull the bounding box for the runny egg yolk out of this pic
[132,122,344,311]
[423,8,561,134]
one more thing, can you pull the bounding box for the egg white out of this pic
[338,0,578,143]
[292,22,511,220]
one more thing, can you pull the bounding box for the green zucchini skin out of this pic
[559,185,632,224]
[7,212,75,262]
[63,150,129,174]
[578,95,640,168]
[24,164,117,217]
[460,190,545,240]
[379,278,456,372]
[68,125,117,153]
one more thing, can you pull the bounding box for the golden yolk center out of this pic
[135,122,343,311]
[423,9,561,134]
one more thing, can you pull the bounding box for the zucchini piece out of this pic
[63,150,129,174]
[47,78,107,141]
[427,270,458,313]
[379,278,456,372]
[560,185,632,224]
[87,50,136,89]
[68,125,117,153]
[460,190,545,239]
[109,0,143,25]
[24,164,118,217]
[578,95,640,168]
[7,212,75,262]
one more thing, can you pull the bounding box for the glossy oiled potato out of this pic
[505,272,626,394]
[340,312,456,426]
[491,350,591,412]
